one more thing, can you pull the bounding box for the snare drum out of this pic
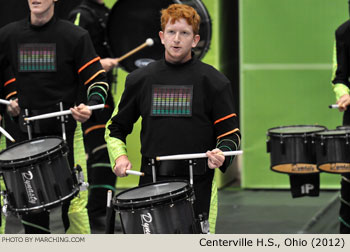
[267,125,326,174]
[113,180,198,234]
[0,137,79,213]
[315,129,350,173]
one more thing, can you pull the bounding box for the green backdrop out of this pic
[240,0,348,189]
[104,0,223,188]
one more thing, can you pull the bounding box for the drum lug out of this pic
[303,133,308,144]
[279,135,285,155]
[266,139,271,153]
[74,165,89,191]
[198,213,210,234]
[320,136,326,156]
[1,191,9,217]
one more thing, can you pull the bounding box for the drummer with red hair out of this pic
[106,3,240,233]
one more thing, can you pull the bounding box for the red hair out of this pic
[160,4,200,35]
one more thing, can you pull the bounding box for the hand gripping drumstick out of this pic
[156,150,243,161]
[0,126,15,142]
[24,104,105,121]
[115,38,154,63]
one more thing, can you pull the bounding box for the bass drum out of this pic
[107,0,211,72]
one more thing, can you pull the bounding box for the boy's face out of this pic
[159,18,200,64]
[27,0,56,16]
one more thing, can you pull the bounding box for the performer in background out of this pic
[0,0,109,234]
[105,3,240,233]
[68,0,117,229]
[0,53,16,234]
[331,0,350,234]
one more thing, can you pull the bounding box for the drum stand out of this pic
[0,191,9,220]
[24,109,32,140]
[58,102,89,192]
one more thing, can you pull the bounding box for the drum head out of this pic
[317,129,350,136]
[114,180,192,209]
[117,181,188,200]
[336,126,350,131]
[0,137,62,161]
[268,125,326,135]
[107,0,211,72]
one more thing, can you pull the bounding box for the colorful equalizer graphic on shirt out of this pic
[18,43,56,72]
[151,85,193,117]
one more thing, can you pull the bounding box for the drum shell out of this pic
[315,131,350,173]
[113,181,198,234]
[266,125,326,174]
[118,197,196,234]
[0,137,79,213]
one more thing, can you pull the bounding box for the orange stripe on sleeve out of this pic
[4,78,16,87]
[5,91,17,100]
[78,57,101,74]
[84,69,106,85]
[214,113,237,125]
[84,124,106,135]
[217,128,239,139]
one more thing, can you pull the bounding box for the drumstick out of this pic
[116,38,154,63]
[0,99,10,105]
[156,150,243,161]
[329,104,339,109]
[126,170,144,176]
[107,190,112,208]
[0,126,15,142]
[24,104,105,121]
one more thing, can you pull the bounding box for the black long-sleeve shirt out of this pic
[109,57,240,172]
[332,20,350,87]
[0,16,108,110]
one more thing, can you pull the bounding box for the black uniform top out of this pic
[0,16,108,110]
[0,54,16,115]
[0,54,16,100]
[108,57,240,172]
[68,0,111,59]
[332,20,350,87]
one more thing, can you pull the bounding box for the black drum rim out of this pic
[267,124,327,137]
[113,179,193,210]
[7,186,80,214]
[315,129,350,137]
[0,136,68,170]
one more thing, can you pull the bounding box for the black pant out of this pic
[340,173,350,234]
[340,113,350,233]
[82,91,117,218]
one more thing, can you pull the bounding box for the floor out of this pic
[3,187,340,234]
